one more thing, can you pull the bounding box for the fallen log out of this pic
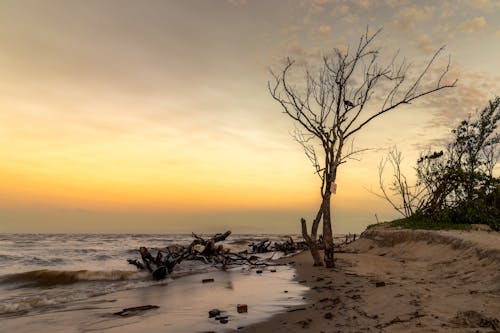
[127,231,272,280]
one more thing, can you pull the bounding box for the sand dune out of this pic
[242,226,500,332]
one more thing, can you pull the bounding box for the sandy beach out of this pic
[2,227,499,332]
[242,226,500,333]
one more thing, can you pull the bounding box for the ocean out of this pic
[0,233,302,316]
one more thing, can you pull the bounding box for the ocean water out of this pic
[0,233,301,316]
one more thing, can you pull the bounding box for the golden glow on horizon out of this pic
[1,0,499,232]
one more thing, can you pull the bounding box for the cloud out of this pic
[462,16,487,33]
[286,41,307,57]
[394,5,435,31]
[417,34,437,54]
[418,68,499,128]
[353,0,371,8]
[317,24,332,36]
[225,0,246,5]
[343,13,360,23]
[330,3,358,22]
[336,3,350,15]
[302,0,331,13]
[467,0,500,9]
[384,0,410,7]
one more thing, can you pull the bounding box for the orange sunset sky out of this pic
[1,0,499,233]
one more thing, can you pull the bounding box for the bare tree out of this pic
[372,147,428,218]
[268,28,456,267]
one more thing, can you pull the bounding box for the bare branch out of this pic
[269,28,456,267]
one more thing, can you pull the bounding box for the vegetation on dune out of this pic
[388,216,472,231]
[376,97,500,231]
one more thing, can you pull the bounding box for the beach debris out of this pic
[451,311,500,332]
[113,305,159,316]
[249,239,272,253]
[237,304,248,313]
[287,307,306,312]
[378,311,427,328]
[247,236,307,254]
[202,278,215,283]
[127,231,276,280]
[211,313,230,324]
[296,318,312,328]
[208,309,221,318]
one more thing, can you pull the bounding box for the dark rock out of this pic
[202,278,215,283]
[237,304,248,313]
[208,309,221,318]
[324,312,333,319]
[270,269,277,272]
[256,270,263,274]
[219,318,229,324]
[375,281,386,287]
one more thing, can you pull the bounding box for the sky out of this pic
[1,0,499,234]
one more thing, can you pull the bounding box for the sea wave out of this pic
[0,295,61,315]
[1,269,147,288]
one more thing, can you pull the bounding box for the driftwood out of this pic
[248,239,271,253]
[128,231,277,280]
[247,237,308,255]
[127,231,359,280]
[274,236,308,254]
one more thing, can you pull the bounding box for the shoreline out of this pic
[0,262,307,332]
[2,228,499,332]
[241,227,500,332]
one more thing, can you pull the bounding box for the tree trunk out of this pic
[300,218,323,266]
[322,194,335,268]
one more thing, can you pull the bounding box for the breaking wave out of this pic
[1,269,147,288]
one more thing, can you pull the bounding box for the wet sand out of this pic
[241,227,500,333]
[1,266,307,332]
